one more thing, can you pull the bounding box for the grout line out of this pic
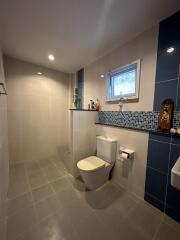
[152,218,163,240]
[171,142,180,147]
[24,162,37,215]
[8,160,69,214]
[36,158,68,196]
[149,138,170,144]
[145,191,165,205]
[7,163,41,240]
[175,76,180,111]
[164,136,172,213]
[156,78,178,84]
[146,165,168,176]
[6,159,74,240]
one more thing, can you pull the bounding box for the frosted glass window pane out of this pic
[112,69,136,97]
[106,60,140,101]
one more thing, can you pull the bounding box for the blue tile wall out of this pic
[145,167,167,203]
[76,68,84,109]
[153,79,178,111]
[165,176,180,222]
[147,140,170,174]
[169,145,180,175]
[155,46,180,82]
[145,11,180,222]
[144,193,165,212]
[149,132,171,143]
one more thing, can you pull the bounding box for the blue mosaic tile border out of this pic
[98,111,180,131]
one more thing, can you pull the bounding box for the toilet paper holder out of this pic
[119,147,134,160]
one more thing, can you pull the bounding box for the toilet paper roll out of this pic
[121,152,129,159]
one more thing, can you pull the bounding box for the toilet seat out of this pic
[77,156,108,172]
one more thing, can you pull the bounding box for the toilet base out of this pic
[79,165,113,190]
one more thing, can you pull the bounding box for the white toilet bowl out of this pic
[77,136,117,190]
[77,156,113,190]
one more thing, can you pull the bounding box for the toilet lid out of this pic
[77,156,105,172]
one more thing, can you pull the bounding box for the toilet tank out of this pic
[96,136,117,164]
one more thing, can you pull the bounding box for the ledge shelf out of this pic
[69,109,98,111]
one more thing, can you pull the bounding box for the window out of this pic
[106,60,141,101]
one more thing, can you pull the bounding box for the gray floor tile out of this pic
[38,212,76,239]
[76,213,115,240]
[6,157,180,240]
[43,165,65,182]
[19,226,41,240]
[66,198,95,228]
[107,217,152,240]
[7,205,37,240]
[56,187,82,206]
[51,157,67,170]
[8,176,30,199]
[38,158,54,169]
[25,161,41,173]
[94,188,139,223]
[126,201,164,239]
[0,219,6,240]
[28,170,48,190]
[8,192,33,216]
[32,184,54,203]
[9,163,26,179]
[83,181,122,209]
[155,222,180,240]
[164,214,180,232]
[50,176,72,193]
[34,195,61,221]
[26,168,43,178]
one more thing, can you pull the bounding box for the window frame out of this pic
[106,59,141,102]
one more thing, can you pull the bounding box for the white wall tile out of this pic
[4,56,71,165]
[0,49,9,240]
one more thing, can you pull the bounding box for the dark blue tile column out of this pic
[144,11,180,222]
[76,68,84,109]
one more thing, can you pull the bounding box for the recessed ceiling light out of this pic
[48,54,55,61]
[166,47,175,53]
[37,72,42,75]
[100,74,104,78]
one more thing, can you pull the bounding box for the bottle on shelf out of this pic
[95,99,100,111]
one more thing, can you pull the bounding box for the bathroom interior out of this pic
[0,1,180,240]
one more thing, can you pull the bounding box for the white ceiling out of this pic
[0,0,179,73]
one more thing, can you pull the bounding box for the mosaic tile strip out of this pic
[98,111,180,131]
[173,111,180,128]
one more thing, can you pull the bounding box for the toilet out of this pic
[77,136,117,190]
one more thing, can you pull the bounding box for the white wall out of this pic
[4,56,70,165]
[70,111,98,177]
[0,50,9,240]
[83,26,159,198]
[84,26,158,111]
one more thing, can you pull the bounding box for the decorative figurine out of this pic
[157,99,174,132]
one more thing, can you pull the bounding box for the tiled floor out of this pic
[6,157,180,240]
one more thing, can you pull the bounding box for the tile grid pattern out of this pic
[98,111,180,131]
[6,158,180,240]
[7,158,72,240]
[145,11,180,223]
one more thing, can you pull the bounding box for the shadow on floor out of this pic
[73,176,127,210]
